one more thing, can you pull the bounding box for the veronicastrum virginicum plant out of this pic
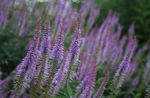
[0,0,150,98]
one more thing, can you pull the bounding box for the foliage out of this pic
[96,0,150,45]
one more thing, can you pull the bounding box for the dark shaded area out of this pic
[0,28,28,78]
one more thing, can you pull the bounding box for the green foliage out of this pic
[96,0,150,45]
[0,28,28,78]
[133,0,150,44]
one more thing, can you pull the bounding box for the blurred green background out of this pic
[95,0,150,45]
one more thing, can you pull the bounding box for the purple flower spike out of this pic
[77,51,86,80]
[77,59,97,98]
[87,6,100,27]
[50,52,67,94]
[40,19,51,54]
[18,0,26,28]
[115,36,137,76]
[51,22,64,62]
[33,18,42,49]
[69,17,81,64]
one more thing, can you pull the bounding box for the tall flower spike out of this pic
[77,50,86,80]
[18,0,26,27]
[50,52,68,95]
[21,47,39,93]
[115,36,137,76]
[14,18,42,95]
[86,61,97,98]
[33,19,51,86]
[78,60,97,98]
[87,6,99,28]
[42,19,52,83]
[40,19,51,54]
[58,51,73,90]
[33,17,42,49]
[25,18,41,51]
[14,42,36,96]
[69,16,81,64]
[51,22,64,62]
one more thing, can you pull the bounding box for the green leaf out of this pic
[67,83,73,97]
